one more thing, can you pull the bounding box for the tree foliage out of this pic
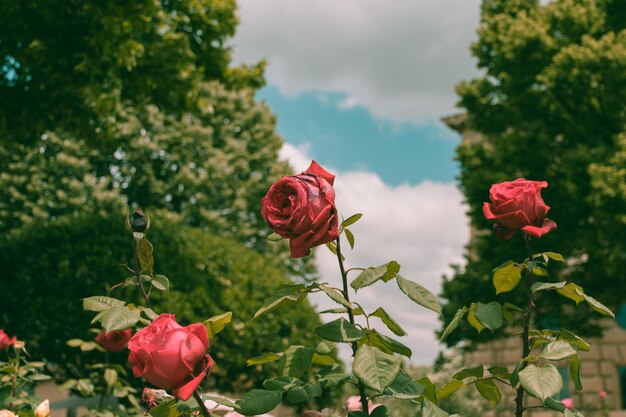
[441,0,626,345]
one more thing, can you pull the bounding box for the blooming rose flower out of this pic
[128,314,214,401]
[599,390,607,398]
[0,330,17,350]
[483,178,557,239]
[261,161,339,258]
[95,328,133,352]
[562,397,574,410]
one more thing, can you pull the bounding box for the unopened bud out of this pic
[129,209,150,233]
[35,400,50,417]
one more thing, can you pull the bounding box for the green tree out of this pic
[441,0,626,345]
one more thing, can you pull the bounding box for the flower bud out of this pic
[35,400,50,417]
[0,410,17,417]
[128,209,150,233]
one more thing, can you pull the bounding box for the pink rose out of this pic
[0,330,17,350]
[483,178,557,239]
[95,328,133,352]
[562,397,574,410]
[261,161,339,258]
[599,390,607,398]
[128,314,214,401]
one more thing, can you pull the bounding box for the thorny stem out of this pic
[132,238,152,309]
[515,234,536,417]
[335,237,370,415]
[193,390,212,417]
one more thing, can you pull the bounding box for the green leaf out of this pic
[556,283,585,304]
[101,306,140,332]
[581,292,615,318]
[285,386,309,404]
[344,228,356,249]
[417,377,437,403]
[467,303,485,333]
[138,237,154,274]
[314,318,365,342]
[351,261,401,291]
[488,366,510,379]
[372,332,413,358]
[254,288,305,319]
[518,364,563,402]
[318,284,351,308]
[104,368,118,387]
[263,376,298,391]
[510,361,524,387]
[453,365,484,380]
[142,308,159,320]
[531,281,567,292]
[315,341,336,355]
[353,345,401,392]
[82,296,124,312]
[204,311,233,337]
[543,252,565,262]
[396,275,441,315]
[67,339,84,347]
[281,346,314,378]
[544,397,566,412]
[371,307,406,336]
[152,275,169,291]
[440,307,467,341]
[79,341,98,351]
[569,355,582,391]
[319,307,348,314]
[492,261,522,295]
[539,340,577,361]
[474,302,504,331]
[267,233,283,241]
[247,352,282,366]
[311,353,337,365]
[147,399,177,417]
[437,379,464,400]
[421,399,449,417]
[342,213,363,227]
[237,389,282,416]
[475,379,501,405]
[559,328,590,352]
[319,372,350,388]
[386,372,424,399]
[201,395,240,410]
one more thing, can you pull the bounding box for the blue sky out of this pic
[258,87,461,185]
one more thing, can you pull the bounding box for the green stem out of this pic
[335,237,370,415]
[515,234,536,417]
[193,390,211,417]
[132,238,152,309]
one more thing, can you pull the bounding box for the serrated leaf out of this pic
[315,318,365,342]
[539,340,577,361]
[371,307,406,336]
[493,262,522,295]
[474,302,504,331]
[557,283,585,304]
[152,275,169,291]
[247,352,282,366]
[82,296,125,312]
[475,379,501,405]
[581,292,615,318]
[202,395,240,410]
[138,238,154,274]
[531,281,567,292]
[351,262,400,291]
[319,307,348,314]
[353,345,401,392]
[437,379,464,400]
[518,364,562,401]
[101,306,140,332]
[318,284,351,308]
[342,213,363,227]
[237,389,282,416]
[344,228,356,249]
[454,365,484,380]
[396,275,441,315]
[569,355,582,391]
[281,346,314,378]
[440,307,467,341]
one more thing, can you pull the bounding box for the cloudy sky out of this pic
[232,0,482,364]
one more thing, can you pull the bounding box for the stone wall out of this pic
[464,319,626,416]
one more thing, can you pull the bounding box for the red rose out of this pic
[127,314,214,401]
[0,329,16,350]
[483,178,557,239]
[95,328,133,352]
[261,160,339,258]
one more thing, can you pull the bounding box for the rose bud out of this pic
[95,328,133,352]
[0,330,17,350]
[34,400,50,417]
[483,178,557,239]
[129,208,150,233]
[128,314,214,401]
[261,161,339,258]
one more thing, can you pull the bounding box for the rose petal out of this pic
[171,355,215,401]
[521,218,557,238]
[488,209,531,230]
[303,160,335,185]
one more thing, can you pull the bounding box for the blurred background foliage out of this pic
[441,0,626,345]
[0,0,320,394]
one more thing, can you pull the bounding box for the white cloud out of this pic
[233,0,482,123]
[279,143,469,365]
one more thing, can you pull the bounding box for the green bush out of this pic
[0,211,321,393]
